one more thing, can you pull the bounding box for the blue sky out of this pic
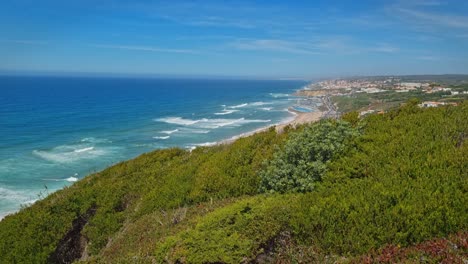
[1,0,468,78]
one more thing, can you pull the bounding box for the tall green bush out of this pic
[260,120,359,193]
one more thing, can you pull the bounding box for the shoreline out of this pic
[0,108,323,220]
[217,109,323,145]
[214,95,325,146]
[1,87,321,220]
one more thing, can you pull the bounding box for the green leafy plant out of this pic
[259,119,359,193]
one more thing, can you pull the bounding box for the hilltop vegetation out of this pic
[0,101,466,263]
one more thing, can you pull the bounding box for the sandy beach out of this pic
[275,108,323,133]
[217,107,324,146]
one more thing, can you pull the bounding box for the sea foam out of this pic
[74,147,94,153]
[259,107,273,111]
[179,128,211,134]
[33,144,109,163]
[153,136,170,140]
[156,117,271,129]
[250,101,273,106]
[160,129,179,134]
[270,93,290,98]
[65,177,78,182]
[155,117,200,125]
[229,103,248,108]
[0,187,29,202]
[214,109,239,115]
[80,137,111,143]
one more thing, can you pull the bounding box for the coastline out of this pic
[0,78,314,219]
[215,93,325,146]
[217,109,323,146]
[0,107,323,220]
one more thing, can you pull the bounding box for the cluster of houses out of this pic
[418,101,458,108]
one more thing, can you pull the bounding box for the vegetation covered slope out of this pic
[0,101,466,263]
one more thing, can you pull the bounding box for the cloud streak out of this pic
[0,39,48,45]
[395,7,468,29]
[91,44,198,54]
[416,55,439,61]
[229,39,322,55]
[371,44,400,53]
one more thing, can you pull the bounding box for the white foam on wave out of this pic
[156,117,271,129]
[238,118,271,124]
[33,144,109,163]
[259,107,273,111]
[286,108,299,115]
[80,137,111,143]
[41,178,61,182]
[153,136,170,140]
[214,109,239,115]
[65,177,78,182]
[250,101,273,106]
[0,186,38,219]
[186,142,218,150]
[225,101,274,109]
[0,187,29,202]
[42,173,80,183]
[160,129,179,135]
[22,199,38,205]
[195,118,271,129]
[180,128,211,134]
[74,147,94,153]
[155,117,200,126]
[270,93,290,98]
[229,103,248,108]
[194,142,218,147]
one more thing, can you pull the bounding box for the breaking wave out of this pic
[270,93,290,98]
[214,109,239,115]
[160,129,179,134]
[229,103,248,108]
[65,176,78,182]
[155,117,271,129]
[155,117,199,126]
[33,144,110,163]
[259,107,273,111]
[153,136,170,140]
[0,187,29,202]
[250,101,273,106]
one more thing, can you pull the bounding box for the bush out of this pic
[259,120,359,193]
[155,195,298,263]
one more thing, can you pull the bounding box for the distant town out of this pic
[297,75,468,116]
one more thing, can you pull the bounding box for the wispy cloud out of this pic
[144,2,262,29]
[229,39,322,55]
[91,44,198,54]
[178,16,256,29]
[229,36,401,56]
[397,0,444,7]
[312,36,355,53]
[371,44,400,53]
[394,7,468,29]
[416,55,439,61]
[0,39,48,45]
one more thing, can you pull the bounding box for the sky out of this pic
[1,0,468,79]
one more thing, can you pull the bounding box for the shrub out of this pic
[259,119,358,193]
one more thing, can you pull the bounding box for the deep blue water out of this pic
[0,76,312,218]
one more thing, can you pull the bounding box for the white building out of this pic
[400,82,421,89]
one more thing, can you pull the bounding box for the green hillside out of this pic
[0,101,466,263]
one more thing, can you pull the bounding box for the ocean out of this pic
[0,76,314,218]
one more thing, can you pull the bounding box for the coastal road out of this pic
[322,95,338,119]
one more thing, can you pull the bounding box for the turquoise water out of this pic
[0,76,315,218]
[292,106,313,112]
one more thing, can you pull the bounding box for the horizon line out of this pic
[1,70,468,81]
